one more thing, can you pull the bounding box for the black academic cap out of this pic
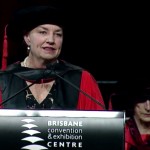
[110,77,150,116]
[6,5,65,42]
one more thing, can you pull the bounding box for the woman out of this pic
[109,78,150,150]
[0,5,105,110]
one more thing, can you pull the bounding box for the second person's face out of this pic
[134,100,150,123]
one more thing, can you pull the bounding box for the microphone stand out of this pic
[0,81,36,107]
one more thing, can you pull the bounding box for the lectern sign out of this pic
[0,110,125,150]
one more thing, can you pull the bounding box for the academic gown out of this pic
[0,60,105,110]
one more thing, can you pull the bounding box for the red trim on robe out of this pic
[1,25,8,70]
[77,70,105,110]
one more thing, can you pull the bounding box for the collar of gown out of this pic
[1,60,83,83]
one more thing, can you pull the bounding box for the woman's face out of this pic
[134,100,150,123]
[24,24,63,62]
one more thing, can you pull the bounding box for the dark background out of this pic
[0,0,149,107]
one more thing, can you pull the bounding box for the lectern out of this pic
[0,110,125,150]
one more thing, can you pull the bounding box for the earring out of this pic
[27,45,30,50]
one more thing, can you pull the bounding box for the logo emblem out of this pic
[21,119,48,150]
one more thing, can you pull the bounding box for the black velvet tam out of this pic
[7,5,65,42]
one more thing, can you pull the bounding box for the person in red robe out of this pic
[0,5,105,110]
[109,78,150,150]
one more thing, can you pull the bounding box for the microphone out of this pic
[46,63,106,110]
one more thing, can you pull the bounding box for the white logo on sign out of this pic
[22,130,40,136]
[21,119,48,150]
[21,145,48,150]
